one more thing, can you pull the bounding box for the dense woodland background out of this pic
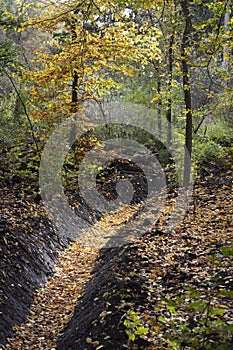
[0,0,232,349]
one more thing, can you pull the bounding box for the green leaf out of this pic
[123,319,130,328]
[220,246,233,257]
[135,326,148,336]
[127,329,135,341]
[188,301,206,312]
[212,307,226,316]
[167,338,180,350]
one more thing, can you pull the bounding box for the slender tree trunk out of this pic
[166,34,174,150]
[153,64,162,137]
[223,0,230,71]
[69,19,79,166]
[157,76,162,137]
[71,70,78,113]
[70,70,79,167]
[67,13,79,114]
[181,0,193,187]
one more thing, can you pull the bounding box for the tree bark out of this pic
[71,70,78,113]
[223,0,230,72]
[181,0,193,187]
[166,33,174,150]
[157,76,162,137]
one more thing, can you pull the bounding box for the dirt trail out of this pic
[1,161,232,350]
[1,205,138,350]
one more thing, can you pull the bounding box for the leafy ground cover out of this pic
[0,151,232,349]
[57,160,233,350]
[0,161,67,345]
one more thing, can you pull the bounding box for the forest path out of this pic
[1,206,138,350]
[1,162,232,350]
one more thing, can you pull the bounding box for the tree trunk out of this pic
[223,0,230,71]
[157,76,162,137]
[166,34,174,150]
[181,0,193,187]
[71,70,78,113]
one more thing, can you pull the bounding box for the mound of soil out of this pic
[56,242,159,350]
[0,153,103,346]
[0,171,69,345]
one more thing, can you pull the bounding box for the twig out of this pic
[3,66,41,159]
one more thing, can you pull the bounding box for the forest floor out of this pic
[0,156,232,350]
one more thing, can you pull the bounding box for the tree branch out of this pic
[3,67,41,159]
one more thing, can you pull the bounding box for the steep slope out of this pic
[0,175,67,345]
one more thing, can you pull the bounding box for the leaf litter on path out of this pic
[1,204,142,350]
